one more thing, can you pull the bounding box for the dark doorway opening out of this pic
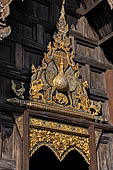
[29,146,89,170]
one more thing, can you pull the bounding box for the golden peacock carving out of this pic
[8,0,101,117]
[28,0,101,116]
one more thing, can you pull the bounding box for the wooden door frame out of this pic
[23,111,30,170]
[22,109,113,170]
[23,110,101,170]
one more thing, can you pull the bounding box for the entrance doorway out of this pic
[29,146,89,170]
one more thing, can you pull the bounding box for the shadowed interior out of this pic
[29,146,89,170]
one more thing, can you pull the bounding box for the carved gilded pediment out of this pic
[8,0,102,120]
[29,118,90,164]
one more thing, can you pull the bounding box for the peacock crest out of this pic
[28,0,101,116]
[8,0,102,117]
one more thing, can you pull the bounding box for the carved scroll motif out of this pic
[30,128,90,164]
[30,118,89,136]
[6,0,104,166]
[28,0,101,116]
[0,0,13,40]
[7,0,102,118]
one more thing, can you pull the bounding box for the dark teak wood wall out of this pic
[0,0,113,170]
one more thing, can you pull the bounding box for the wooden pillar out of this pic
[105,69,113,125]
[23,111,29,170]
[0,125,2,158]
[89,123,98,170]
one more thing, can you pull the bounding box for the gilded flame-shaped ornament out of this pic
[8,0,102,118]
[28,0,101,116]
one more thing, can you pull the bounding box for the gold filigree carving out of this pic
[30,128,90,164]
[7,0,102,119]
[7,98,94,120]
[30,117,90,164]
[27,0,101,116]
[30,118,89,136]
[0,0,12,40]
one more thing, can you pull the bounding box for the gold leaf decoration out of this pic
[27,0,101,116]
[7,0,102,117]
[30,128,90,164]
[30,118,89,136]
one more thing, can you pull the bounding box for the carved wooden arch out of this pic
[29,122,90,165]
[14,114,102,168]
[13,114,90,165]
[30,143,90,165]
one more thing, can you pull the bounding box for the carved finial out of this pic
[56,0,68,34]
[61,0,65,16]
[63,0,65,5]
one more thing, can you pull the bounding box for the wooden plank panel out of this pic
[15,126,23,170]
[2,127,13,159]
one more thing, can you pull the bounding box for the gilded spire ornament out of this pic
[8,0,102,119]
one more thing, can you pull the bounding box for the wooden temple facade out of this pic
[0,0,113,170]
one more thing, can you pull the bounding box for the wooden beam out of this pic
[90,89,108,101]
[23,111,29,170]
[0,63,30,82]
[105,70,113,125]
[75,55,113,70]
[0,103,25,114]
[84,0,103,15]
[15,126,23,170]
[26,109,113,132]
[69,30,98,48]
[98,32,113,45]
[0,126,2,158]
[89,123,98,170]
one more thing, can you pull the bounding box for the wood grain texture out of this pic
[89,123,98,170]
[0,0,113,169]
